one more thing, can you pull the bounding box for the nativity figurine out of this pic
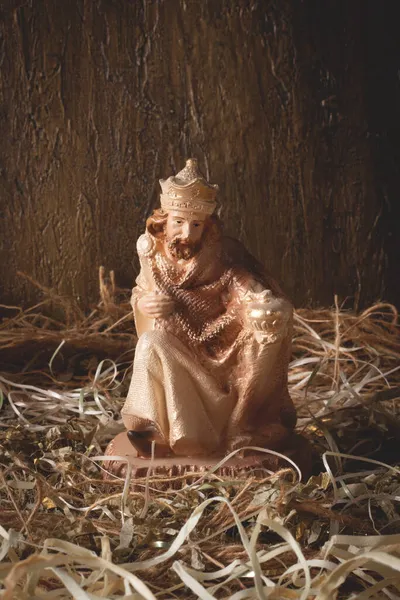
[106,159,310,477]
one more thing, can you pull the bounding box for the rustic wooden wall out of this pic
[0,0,398,310]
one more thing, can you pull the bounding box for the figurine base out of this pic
[103,432,312,486]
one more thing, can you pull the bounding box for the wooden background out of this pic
[0,0,399,310]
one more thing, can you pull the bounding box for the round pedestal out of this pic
[103,431,312,485]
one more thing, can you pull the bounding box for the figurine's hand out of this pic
[138,292,174,319]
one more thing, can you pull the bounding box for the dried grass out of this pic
[0,270,399,599]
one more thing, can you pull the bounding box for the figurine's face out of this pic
[166,210,207,260]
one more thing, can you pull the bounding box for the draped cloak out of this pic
[121,223,296,456]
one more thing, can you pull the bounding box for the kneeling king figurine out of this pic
[106,159,311,478]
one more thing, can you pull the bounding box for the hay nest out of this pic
[0,270,399,599]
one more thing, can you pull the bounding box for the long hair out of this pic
[146,209,168,237]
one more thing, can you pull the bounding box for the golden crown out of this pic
[159,158,219,215]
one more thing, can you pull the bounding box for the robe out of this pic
[121,224,296,456]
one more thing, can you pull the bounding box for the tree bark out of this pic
[0,0,398,311]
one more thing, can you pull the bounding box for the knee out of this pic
[136,331,158,360]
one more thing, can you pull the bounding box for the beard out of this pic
[167,237,202,260]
